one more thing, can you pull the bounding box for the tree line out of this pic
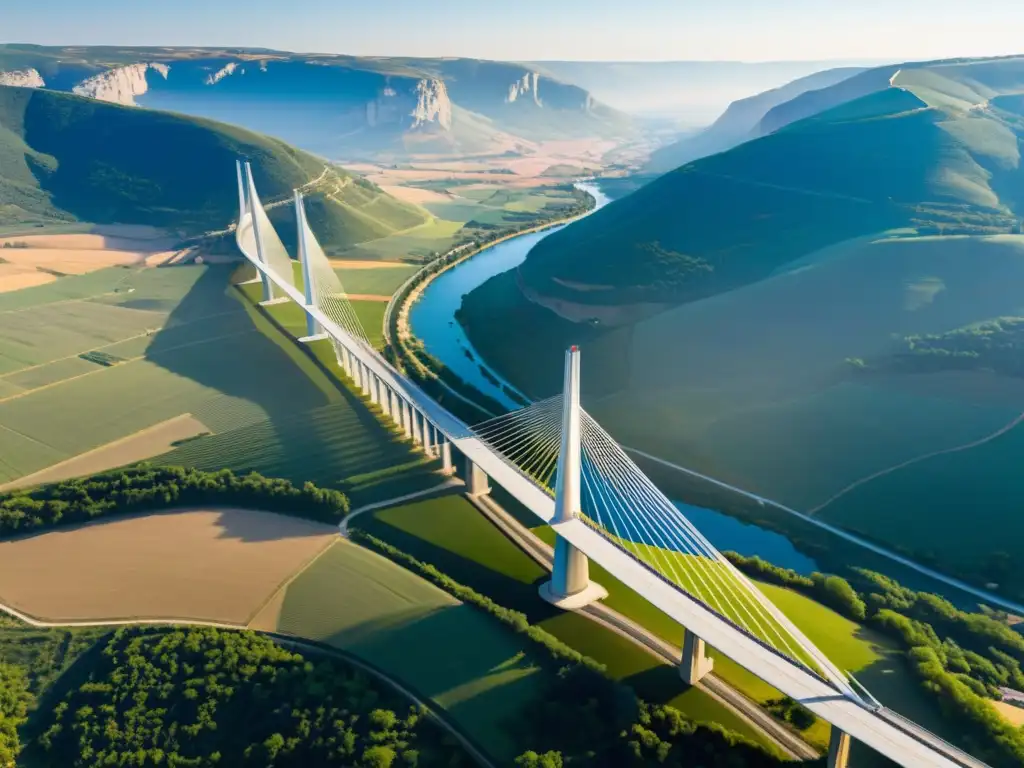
[0,465,350,537]
[32,627,471,767]
[727,552,1024,767]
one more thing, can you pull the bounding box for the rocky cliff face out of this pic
[72,63,170,106]
[0,68,45,88]
[507,72,541,105]
[205,62,238,85]
[410,78,452,130]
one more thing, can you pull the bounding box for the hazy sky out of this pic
[5,0,1023,62]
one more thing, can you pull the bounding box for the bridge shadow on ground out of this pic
[136,264,438,510]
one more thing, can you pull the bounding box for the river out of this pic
[409,181,819,574]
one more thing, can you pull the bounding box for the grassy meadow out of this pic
[250,538,547,763]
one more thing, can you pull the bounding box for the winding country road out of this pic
[807,407,1024,515]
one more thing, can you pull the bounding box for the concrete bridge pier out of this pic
[294,191,322,340]
[466,459,490,496]
[827,728,851,768]
[539,346,607,609]
[679,628,714,685]
[402,400,413,440]
[441,439,454,475]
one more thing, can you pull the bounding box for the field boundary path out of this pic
[0,558,496,768]
[807,408,1024,515]
[625,446,1024,616]
[462,493,818,760]
[339,478,463,536]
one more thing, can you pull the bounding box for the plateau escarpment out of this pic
[0,68,44,88]
[0,46,632,159]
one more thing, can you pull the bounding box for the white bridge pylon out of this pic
[230,162,984,768]
[473,347,855,696]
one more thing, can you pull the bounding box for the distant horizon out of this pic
[1,41,1003,68]
[5,0,1024,64]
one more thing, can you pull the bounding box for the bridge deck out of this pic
[235,206,979,768]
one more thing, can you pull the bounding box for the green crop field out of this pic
[352,495,781,752]
[0,264,342,484]
[336,218,465,262]
[335,264,418,296]
[252,538,547,762]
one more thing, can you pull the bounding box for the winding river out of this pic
[408,182,819,574]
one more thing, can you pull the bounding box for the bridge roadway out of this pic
[236,212,979,768]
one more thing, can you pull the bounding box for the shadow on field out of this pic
[209,507,337,544]
[323,603,542,756]
[354,513,565,625]
[140,265,436,504]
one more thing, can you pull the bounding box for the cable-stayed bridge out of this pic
[233,161,987,768]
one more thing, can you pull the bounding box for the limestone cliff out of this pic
[507,72,542,106]
[410,78,452,130]
[72,63,170,106]
[0,68,45,88]
[205,62,238,85]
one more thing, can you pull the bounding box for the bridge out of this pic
[232,161,986,768]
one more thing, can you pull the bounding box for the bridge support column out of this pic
[423,421,435,457]
[827,728,851,768]
[540,346,607,609]
[679,629,714,685]
[402,400,413,440]
[466,459,490,496]
[380,383,392,419]
[441,439,454,475]
[243,162,274,303]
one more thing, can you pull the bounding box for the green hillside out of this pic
[459,56,1024,599]
[515,84,1022,311]
[0,84,428,240]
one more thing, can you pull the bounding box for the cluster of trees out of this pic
[0,465,350,537]
[728,553,1024,767]
[0,663,28,768]
[34,627,470,767]
[725,553,866,620]
[354,531,790,767]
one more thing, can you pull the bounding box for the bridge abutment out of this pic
[827,728,851,768]
[679,628,714,685]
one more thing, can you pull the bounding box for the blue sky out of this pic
[5,0,1023,62]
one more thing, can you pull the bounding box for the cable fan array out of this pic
[296,199,370,346]
[245,168,297,290]
[473,396,853,691]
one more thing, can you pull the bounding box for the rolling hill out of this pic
[0,45,633,161]
[644,66,867,174]
[0,84,428,240]
[458,55,1024,598]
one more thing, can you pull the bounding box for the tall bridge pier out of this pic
[680,628,715,685]
[540,347,608,609]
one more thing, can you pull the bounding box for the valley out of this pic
[1,32,1023,768]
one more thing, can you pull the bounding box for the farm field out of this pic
[0,264,337,484]
[0,413,209,491]
[334,262,418,296]
[0,508,338,624]
[250,538,547,762]
[352,494,780,751]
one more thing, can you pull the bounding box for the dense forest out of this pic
[0,464,350,537]
[29,627,470,767]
